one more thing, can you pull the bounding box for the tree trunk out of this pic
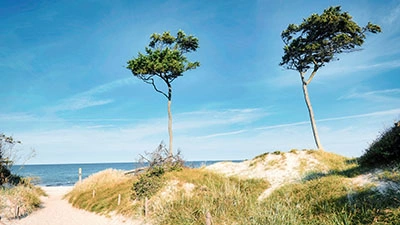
[167,100,173,157]
[300,74,323,150]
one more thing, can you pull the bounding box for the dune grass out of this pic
[66,150,400,224]
[0,178,45,219]
[153,169,270,224]
[66,169,140,217]
[259,174,400,225]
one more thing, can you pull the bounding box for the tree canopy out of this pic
[127,30,200,100]
[280,6,381,83]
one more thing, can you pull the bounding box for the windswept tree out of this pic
[280,6,381,150]
[127,30,200,157]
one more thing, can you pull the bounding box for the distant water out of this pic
[11,161,235,187]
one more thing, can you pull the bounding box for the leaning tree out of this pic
[127,30,200,157]
[280,6,381,150]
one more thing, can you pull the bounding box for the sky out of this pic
[1,0,399,164]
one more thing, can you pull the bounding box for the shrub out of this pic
[359,121,400,168]
[132,167,165,200]
[132,142,184,200]
[0,134,22,185]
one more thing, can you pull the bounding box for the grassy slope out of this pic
[66,150,400,225]
[0,181,45,219]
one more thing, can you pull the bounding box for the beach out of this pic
[5,186,148,225]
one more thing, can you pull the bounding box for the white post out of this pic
[145,197,148,217]
[78,168,82,183]
[118,194,121,206]
[206,211,212,225]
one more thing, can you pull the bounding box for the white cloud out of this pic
[339,88,400,101]
[318,108,400,122]
[269,58,400,88]
[13,107,400,164]
[196,130,247,139]
[383,3,400,25]
[175,108,266,130]
[47,78,136,112]
[0,113,37,122]
[256,121,309,130]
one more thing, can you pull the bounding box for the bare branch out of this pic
[145,78,169,99]
[305,64,319,85]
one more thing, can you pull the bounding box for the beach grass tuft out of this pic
[0,178,45,219]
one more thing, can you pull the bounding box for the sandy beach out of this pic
[4,186,148,225]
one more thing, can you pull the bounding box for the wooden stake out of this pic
[144,197,148,217]
[118,194,121,206]
[206,211,213,225]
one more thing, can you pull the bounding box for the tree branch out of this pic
[146,78,169,99]
[305,60,319,85]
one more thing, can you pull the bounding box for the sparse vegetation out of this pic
[1,133,22,185]
[272,150,282,155]
[0,133,43,220]
[0,178,45,219]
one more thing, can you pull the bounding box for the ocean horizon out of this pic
[11,160,241,187]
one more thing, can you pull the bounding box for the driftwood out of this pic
[124,167,147,175]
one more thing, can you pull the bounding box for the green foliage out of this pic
[272,150,282,155]
[0,134,21,185]
[126,30,199,100]
[359,122,400,168]
[131,142,185,200]
[132,167,165,200]
[280,6,381,74]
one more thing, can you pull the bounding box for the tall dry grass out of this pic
[0,179,45,219]
[66,151,400,224]
[66,169,140,217]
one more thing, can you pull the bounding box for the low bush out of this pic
[131,142,184,201]
[359,121,400,168]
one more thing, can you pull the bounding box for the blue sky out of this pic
[1,0,399,164]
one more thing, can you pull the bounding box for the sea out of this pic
[10,161,231,187]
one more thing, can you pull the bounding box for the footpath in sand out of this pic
[5,187,148,225]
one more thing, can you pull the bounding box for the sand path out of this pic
[5,187,148,225]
